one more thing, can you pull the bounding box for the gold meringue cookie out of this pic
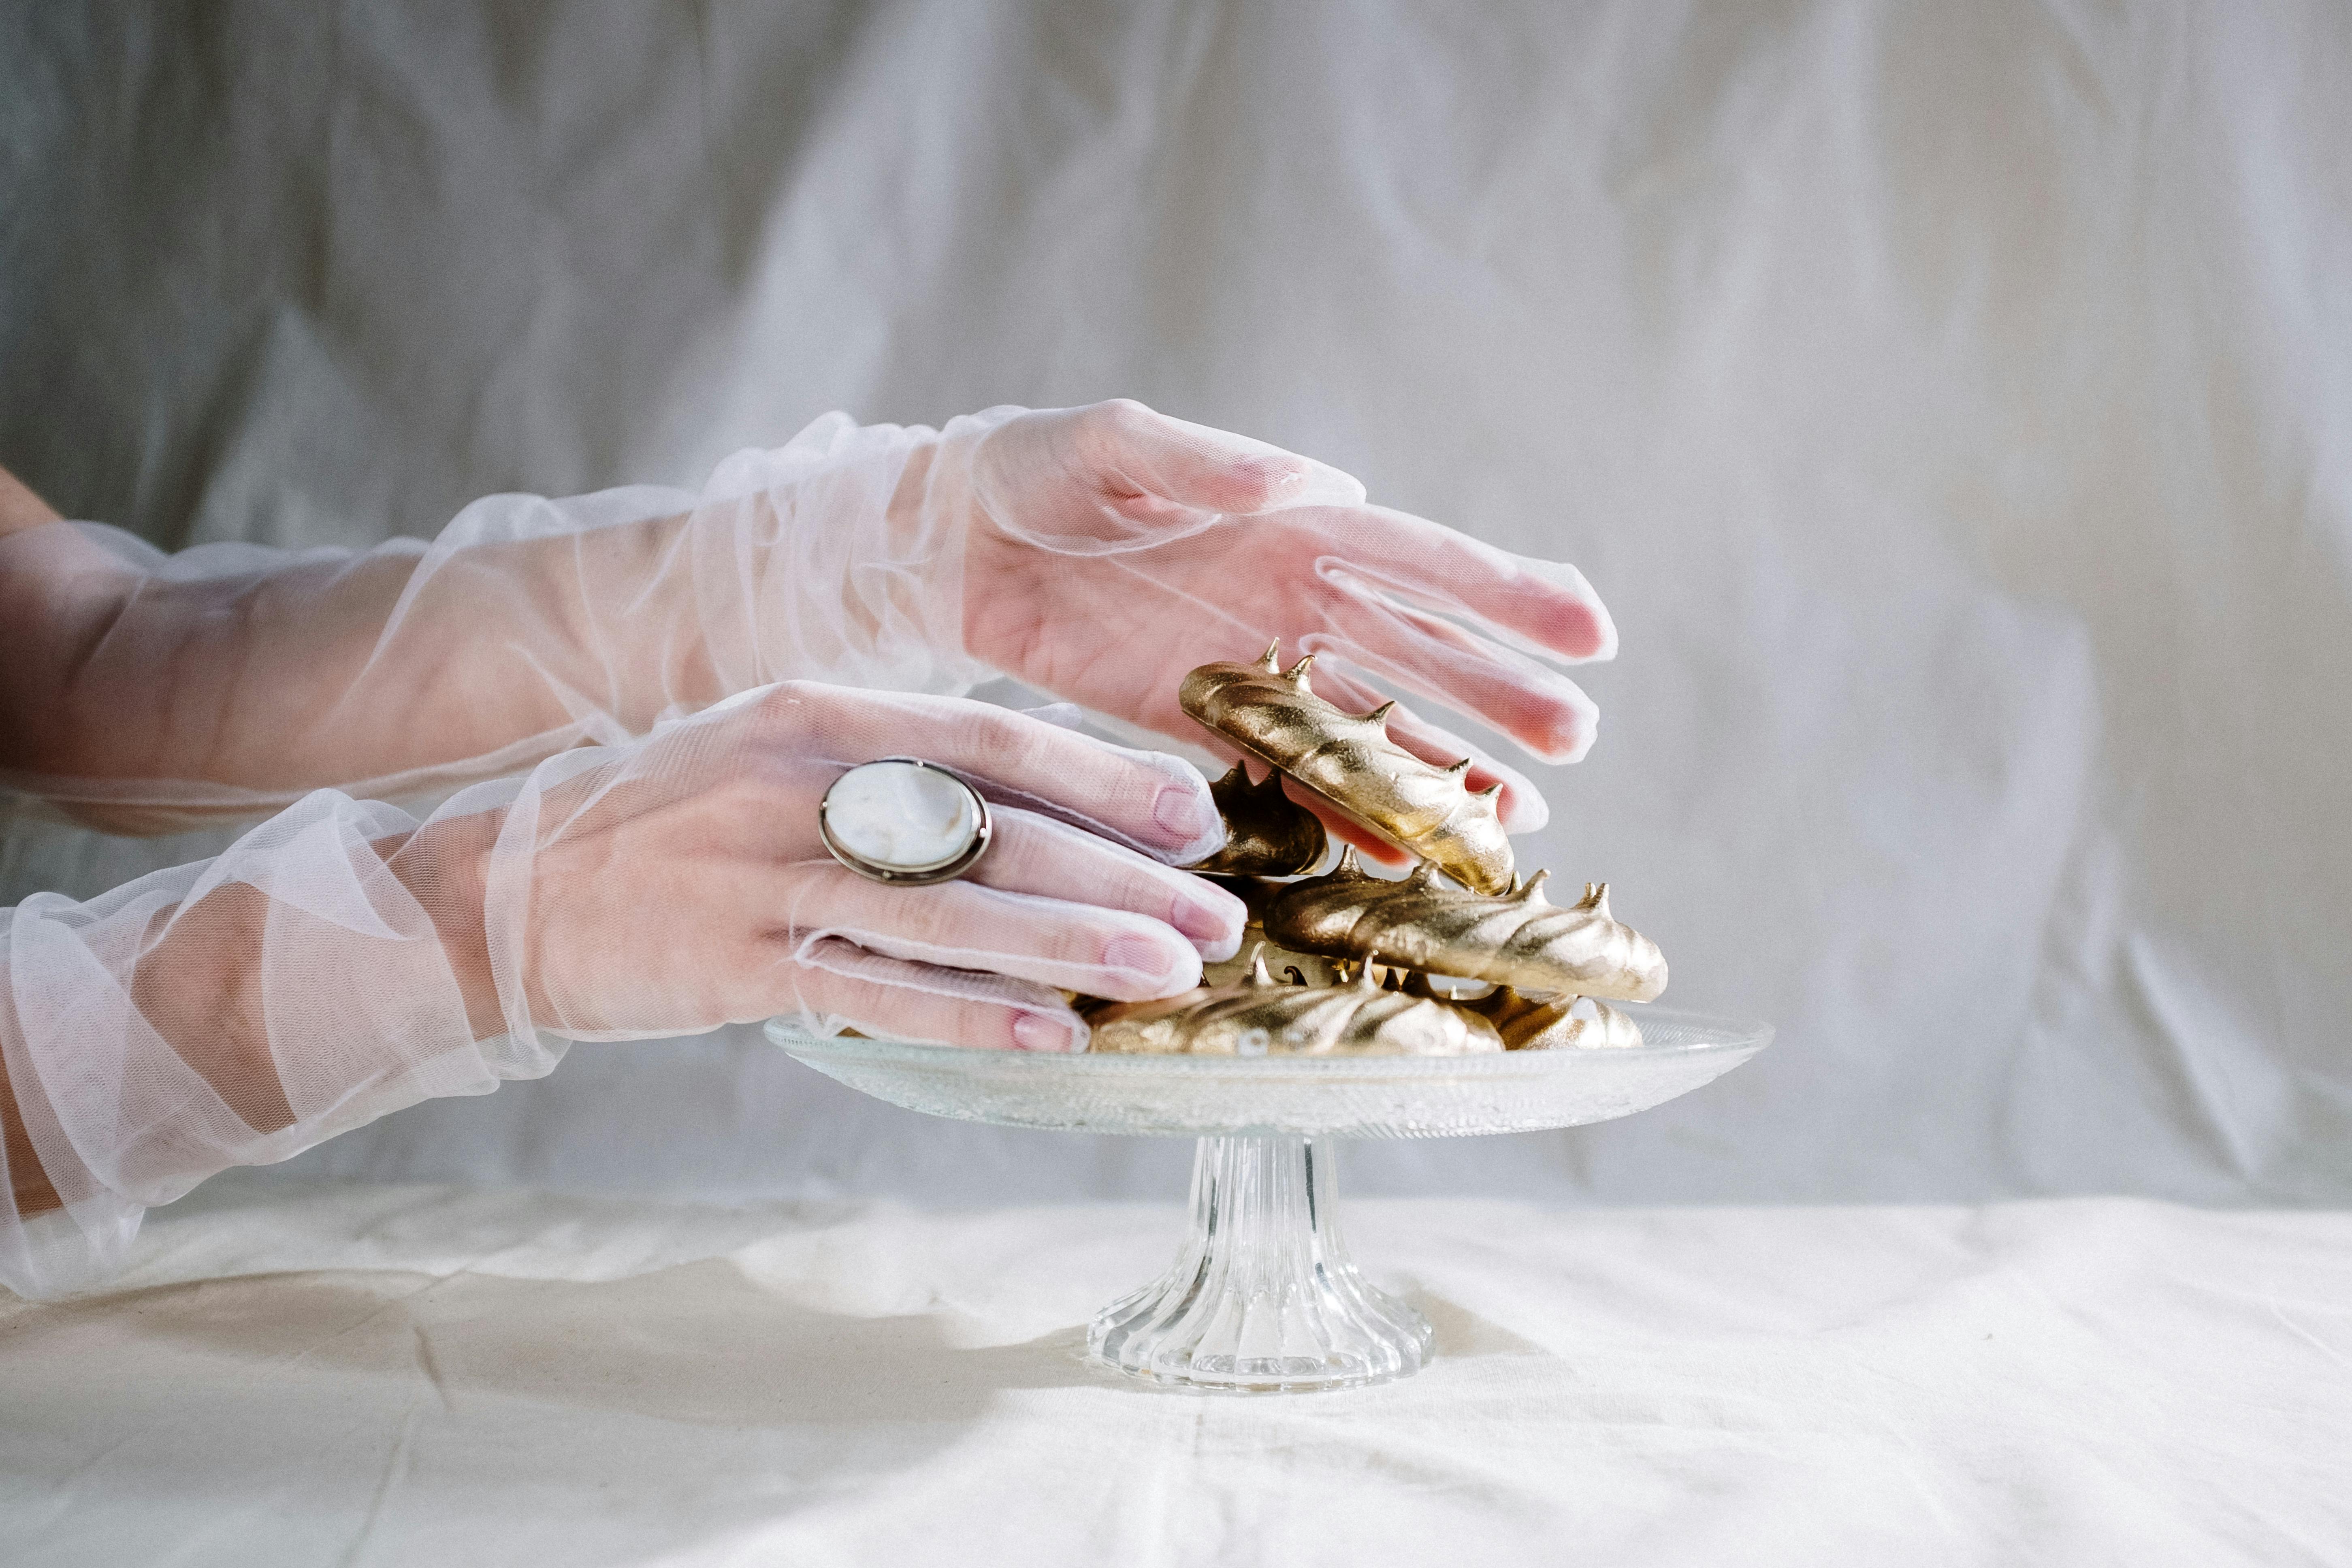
[1185,762,1328,877]
[1085,949,1502,1057]
[1179,643,1514,895]
[1201,941,1340,990]
[1262,851,1669,1003]
[1189,876,1341,988]
[1467,987,1645,1050]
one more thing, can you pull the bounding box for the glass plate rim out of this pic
[764,1005,1773,1077]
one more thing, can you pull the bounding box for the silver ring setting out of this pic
[818,757,994,886]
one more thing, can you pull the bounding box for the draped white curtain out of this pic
[2,0,2346,1205]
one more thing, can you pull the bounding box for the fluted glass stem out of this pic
[1088,1135,1433,1392]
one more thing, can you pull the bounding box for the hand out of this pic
[493,683,1245,1050]
[943,401,1617,852]
[0,681,1234,1299]
[0,404,1610,858]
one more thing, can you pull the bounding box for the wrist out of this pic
[388,811,507,1042]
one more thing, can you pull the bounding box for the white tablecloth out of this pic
[4,1179,2344,1565]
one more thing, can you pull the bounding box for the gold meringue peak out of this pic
[1261,851,1669,1003]
[1185,762,1328,877]
[1085,947,1502,1057]
[1179,643,1515,895]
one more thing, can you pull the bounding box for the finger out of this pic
[1083,400,1367,517]
[1288,507,1616,663]
[776,863,1203,1001]
[758,684,1225,863]
[784,937,1088,1052]
[972,807,1247,959]
[1017,702,1088,730]
[1297,585,1602,764]
[1039,524,1601,766]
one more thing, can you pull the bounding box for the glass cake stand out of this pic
[765,1009,1771,1394]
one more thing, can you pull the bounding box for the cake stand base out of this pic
[1088,1134,1433,1393]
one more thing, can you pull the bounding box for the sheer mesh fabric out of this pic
[0,400,1614,1296]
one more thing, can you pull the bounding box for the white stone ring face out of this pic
[818,758,994,886]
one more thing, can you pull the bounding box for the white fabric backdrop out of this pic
[2,0,2347,1205]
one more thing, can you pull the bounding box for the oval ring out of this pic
[818,757,994,886]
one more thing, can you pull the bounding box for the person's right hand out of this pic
[481,683,1245,1052]
[936,401,1618,855]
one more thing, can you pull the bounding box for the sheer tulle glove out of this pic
[495,683,1239,1045]
[0,685,1237,1295]
[939,401,1618,838]
[2,403,1613,838]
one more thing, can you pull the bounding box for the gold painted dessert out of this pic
[1076,649,1674,1055]
[1201,940,1340,990]
[1185,762,1328,877]
[1086,950,1503,1057]
[1180,643,1514,895]
[1465,986,1645,1050]
[1193,875,1343,988]
[1262,852,1668,1003]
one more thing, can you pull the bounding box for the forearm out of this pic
[0,512,712,809]
[4,877,301,1220]
[0,418,957,823]
[0,794,518,1296]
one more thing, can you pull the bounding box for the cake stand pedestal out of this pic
[768,1008,1770,1394]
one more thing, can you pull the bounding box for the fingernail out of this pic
[1174,893,1242,947]
[1103,932,1178,983]
[1495,783,1549,834]
[1152,784,1218,845]
[1247,457,1308,500]
[1013,1013,1077,1053]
